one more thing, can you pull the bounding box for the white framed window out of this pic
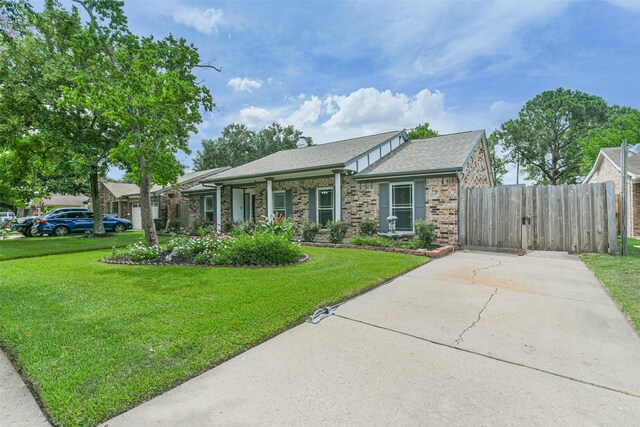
[391,182,414,232]
[273,191,286,217]
[317,187,334,227]
[204,195,214,222]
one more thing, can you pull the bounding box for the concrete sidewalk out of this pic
[105,250,640,426]
[0,351,48,426]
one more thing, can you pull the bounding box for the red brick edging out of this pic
[300,242,455,258]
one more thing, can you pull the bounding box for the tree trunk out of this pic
[90,167,105,235]
[139,157,159,247]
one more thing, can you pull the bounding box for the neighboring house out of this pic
[98,167,230,229]
[26,194,89,216]
[584,147,640,236]
[192,130,493,244]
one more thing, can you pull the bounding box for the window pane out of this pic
[273,192,286,210]
[318,189,333,209]
[318,209,333,227]
[204,196,213,211]
[392,185,412,207]
[393,208,412,231]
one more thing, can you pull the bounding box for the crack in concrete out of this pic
[452,288,498,346]
[470,259,502,285]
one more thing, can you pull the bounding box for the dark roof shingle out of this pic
[209,131,404,182]
[355,130,485,178]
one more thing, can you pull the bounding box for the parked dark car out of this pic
[33,212,132,236]
[13,208,90,237]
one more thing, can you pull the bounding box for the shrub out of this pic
[128,242,162,261]
[256,213,295,239]
[222,219,239,234]
[359,218,377,236]
[214,232,302,266]
[193,251,210,265]
[168,218,182,232]
[301,221,320,242]
[414,220,437,248]
[326,220,348,244]
[350,236,391,247]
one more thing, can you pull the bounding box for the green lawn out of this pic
[582,237,640,334]
[0,245,427,426]
[0,231,167,261]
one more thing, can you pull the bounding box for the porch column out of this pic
[216,184,222,232]
[266,178,274,217]
[334,171,342,221]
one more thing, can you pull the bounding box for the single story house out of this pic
[98,167,230,229]
[584,146,640,236]
[26,194,89,216]
[190,130,493,244]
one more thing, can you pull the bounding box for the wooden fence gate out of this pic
[459,182,618,255]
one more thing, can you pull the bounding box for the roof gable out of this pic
[584,147,640,182]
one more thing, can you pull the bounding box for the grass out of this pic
[0,231,167,261]
[581,237,640,334]
[0,245,427,426]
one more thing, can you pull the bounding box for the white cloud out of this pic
[236,87,458,142]
[227,77,262,93]
[286,96,322,127]
[173,7,223,35]
[239,106,274,128]
[322,88,454,134]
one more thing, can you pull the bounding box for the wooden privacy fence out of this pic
[459,182,618,255]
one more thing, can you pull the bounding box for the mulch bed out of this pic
[300,242,454,258]
[100,253,309,268]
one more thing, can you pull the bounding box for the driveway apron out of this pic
[105,250,640,426]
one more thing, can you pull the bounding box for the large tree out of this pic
[1,0,117,233]
[578,106,640,174]
[194,122,312,170]
[73,0,215,247]
[486,132,508,185]
[492,88,609,185]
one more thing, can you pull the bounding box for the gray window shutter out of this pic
[308,188,317,222]
[414,180,426,221]
[379,183,389,232]
[285,189,293,218]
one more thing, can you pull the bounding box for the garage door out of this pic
[131,203,159,230]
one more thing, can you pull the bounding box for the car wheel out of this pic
[53,225,70,237]
[25,228,34,237]
[113,223,126,232]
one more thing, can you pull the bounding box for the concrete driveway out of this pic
[106,251,640,426]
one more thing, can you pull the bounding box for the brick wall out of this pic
[588,157,635,237]
[427,176,459,244]
[459,140,492,189]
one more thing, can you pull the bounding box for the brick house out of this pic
[98,167,230,229]
[189,130,493,244]
[584,147,640,236]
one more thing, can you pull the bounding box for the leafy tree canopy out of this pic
[194,123,312,170]
[578,106,640,174]
[408,122,439,139]
[491,88,609,185]
[486,132,508,185]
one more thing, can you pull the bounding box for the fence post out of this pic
[621,139,628,256]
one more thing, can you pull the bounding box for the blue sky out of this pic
[88,0,640,183]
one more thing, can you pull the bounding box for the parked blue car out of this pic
[34,211,132,236]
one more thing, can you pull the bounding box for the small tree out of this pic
[408,122,439,139]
